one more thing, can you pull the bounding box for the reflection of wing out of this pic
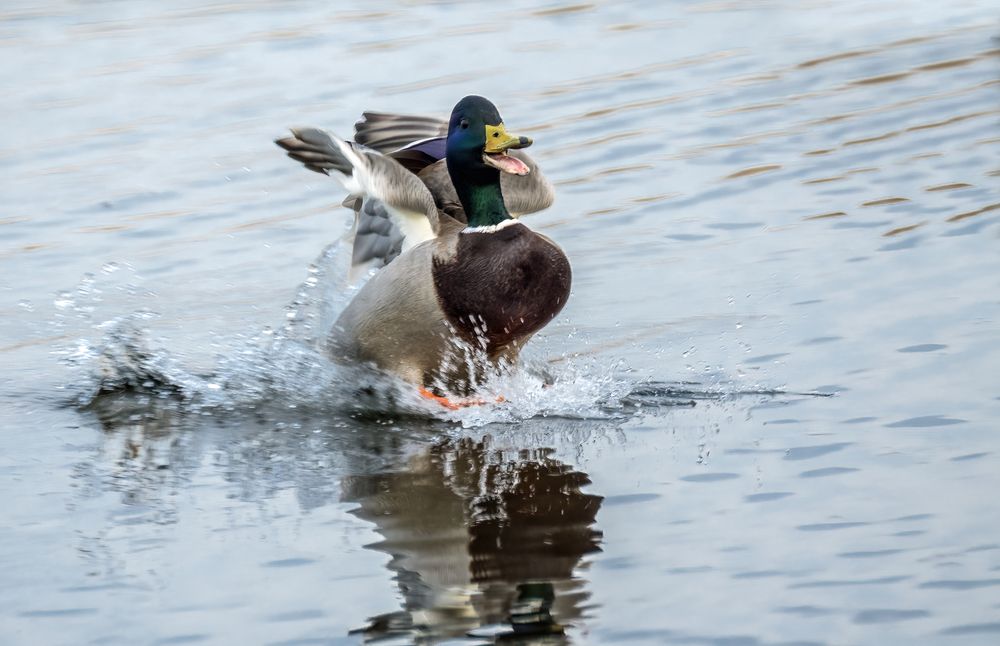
[276,128,439,268]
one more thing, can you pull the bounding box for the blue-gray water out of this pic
[2,1,999,644]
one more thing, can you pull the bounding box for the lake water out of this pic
[2,1,999,644]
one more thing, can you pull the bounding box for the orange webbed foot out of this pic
[418,386,465,410]
[418,387,506,410]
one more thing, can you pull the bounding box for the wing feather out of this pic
[275,127,438,267]
[354,112,448,153]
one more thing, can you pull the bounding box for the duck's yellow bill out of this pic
[484,123,532,153]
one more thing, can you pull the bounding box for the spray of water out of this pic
[52,239,720,427]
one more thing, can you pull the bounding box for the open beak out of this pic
[483,123,532,175]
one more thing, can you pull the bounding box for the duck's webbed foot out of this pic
[418,387,504,410]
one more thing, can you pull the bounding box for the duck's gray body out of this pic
[329,225,461,387]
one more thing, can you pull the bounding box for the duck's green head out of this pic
[446,95,532,181]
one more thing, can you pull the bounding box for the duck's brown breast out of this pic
[432,223,571,353]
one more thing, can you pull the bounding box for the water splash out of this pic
[51,240,801,427]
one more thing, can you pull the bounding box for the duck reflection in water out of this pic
[343,436,603,644]
[83,395,603,643]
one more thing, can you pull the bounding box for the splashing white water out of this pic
[52,240,682,426]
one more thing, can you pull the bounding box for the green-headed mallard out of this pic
[276,96,570,405]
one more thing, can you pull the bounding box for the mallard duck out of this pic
[284,103,555,269]
[276,96,570,405]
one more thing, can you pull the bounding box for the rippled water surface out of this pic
[3,1,1000,644]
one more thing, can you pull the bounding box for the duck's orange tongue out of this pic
[485,152,530,176]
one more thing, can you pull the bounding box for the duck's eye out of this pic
[460,119,469,130]
[493,132,499,137]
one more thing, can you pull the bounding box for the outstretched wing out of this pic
[354,112,448,153]
[276,128,439,268]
